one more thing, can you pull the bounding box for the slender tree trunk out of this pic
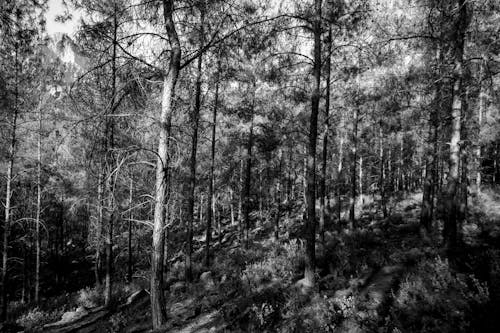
[104,7,119,306]
[95,171,104,287]
[379,124,387,218]
[319,25,332,245]
[359,155,363,205]
[303,0,322,287]
[238,154,243,242]
[185,6,204,282]
[205,54,219,268]
[275,149,283,241]
[337,134,344,223]
[242,110,254,248]
[127,175,133,283]
[2,43,19,322]
[349,107,359,228]
[443,0,468,252]
[475,61,487,194]
[35,94,44,304]
[151,0,181,328]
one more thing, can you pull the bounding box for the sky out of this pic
[45,0,79,36]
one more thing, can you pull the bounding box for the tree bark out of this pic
[443,0,468,252]
[475,60,487,194]
[2,41,19,322]
[205,53,220,268]
[151,0,181,328]
[421,47,443,235]
[104,6,119,306]
[95,171,104,287]
[242,110,254,248]
[349,107,359,228]
[127,175,133,283]
[379,124,387,218]
[319,25,332,245]
[304,0,322,287]
[185,4,205,282]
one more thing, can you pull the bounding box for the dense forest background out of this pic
[1,0,500,332]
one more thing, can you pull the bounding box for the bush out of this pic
[389,257,489,333]
[16,307,60,330]
[76,286,103,308]
[241,239,304,289]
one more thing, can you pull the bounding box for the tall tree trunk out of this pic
[319,25,332,245]
[238,153,244,242]
[337,133,344,223]
[475,60,487,194]
[304,0,322,287]
[274,149,283,241]
[443,0,468,252]
[104,6,119,306]
[379,124,387,218]
[127,175,133,283]
[2,42,19,322]
[421,47,443,235]
[95,171,104,287]
[349,107,359,229]
[205,54,219,268]
[242,111,254,248]
[35,93,44,304]
[185,5,204,282]
[151,0,181,328]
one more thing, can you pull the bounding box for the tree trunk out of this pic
[2,43,19,322]
[379,124,387,218]
[205,54,219,268]
[475,60,486,194]
[127,175,133,283]
[35,92,45,304]
[185,5,204,282]
[421,47,442,235]
[275,149,283,241]
[337,133,344,223]
[95,171,104,287]
[443,0,468,252]
[319,25,332,245]
[104,6,119,306]
[349,107,359,228]
[304,0,322,287]
[242,111,254,248]
[151,0,181,328]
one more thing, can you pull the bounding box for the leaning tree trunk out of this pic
[151,0,181,328]
[205,54,220,268]
[443,0,468,252]
[303,0,322,287]
[319,25,332,245]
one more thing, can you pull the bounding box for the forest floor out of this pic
[9,190,500,332]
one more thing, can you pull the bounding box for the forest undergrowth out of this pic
[7,189,500,333]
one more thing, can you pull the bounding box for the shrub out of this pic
[76,286,103,308]
[241,239,304,289]
[16,308,60,330]
[390,257,489,333]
